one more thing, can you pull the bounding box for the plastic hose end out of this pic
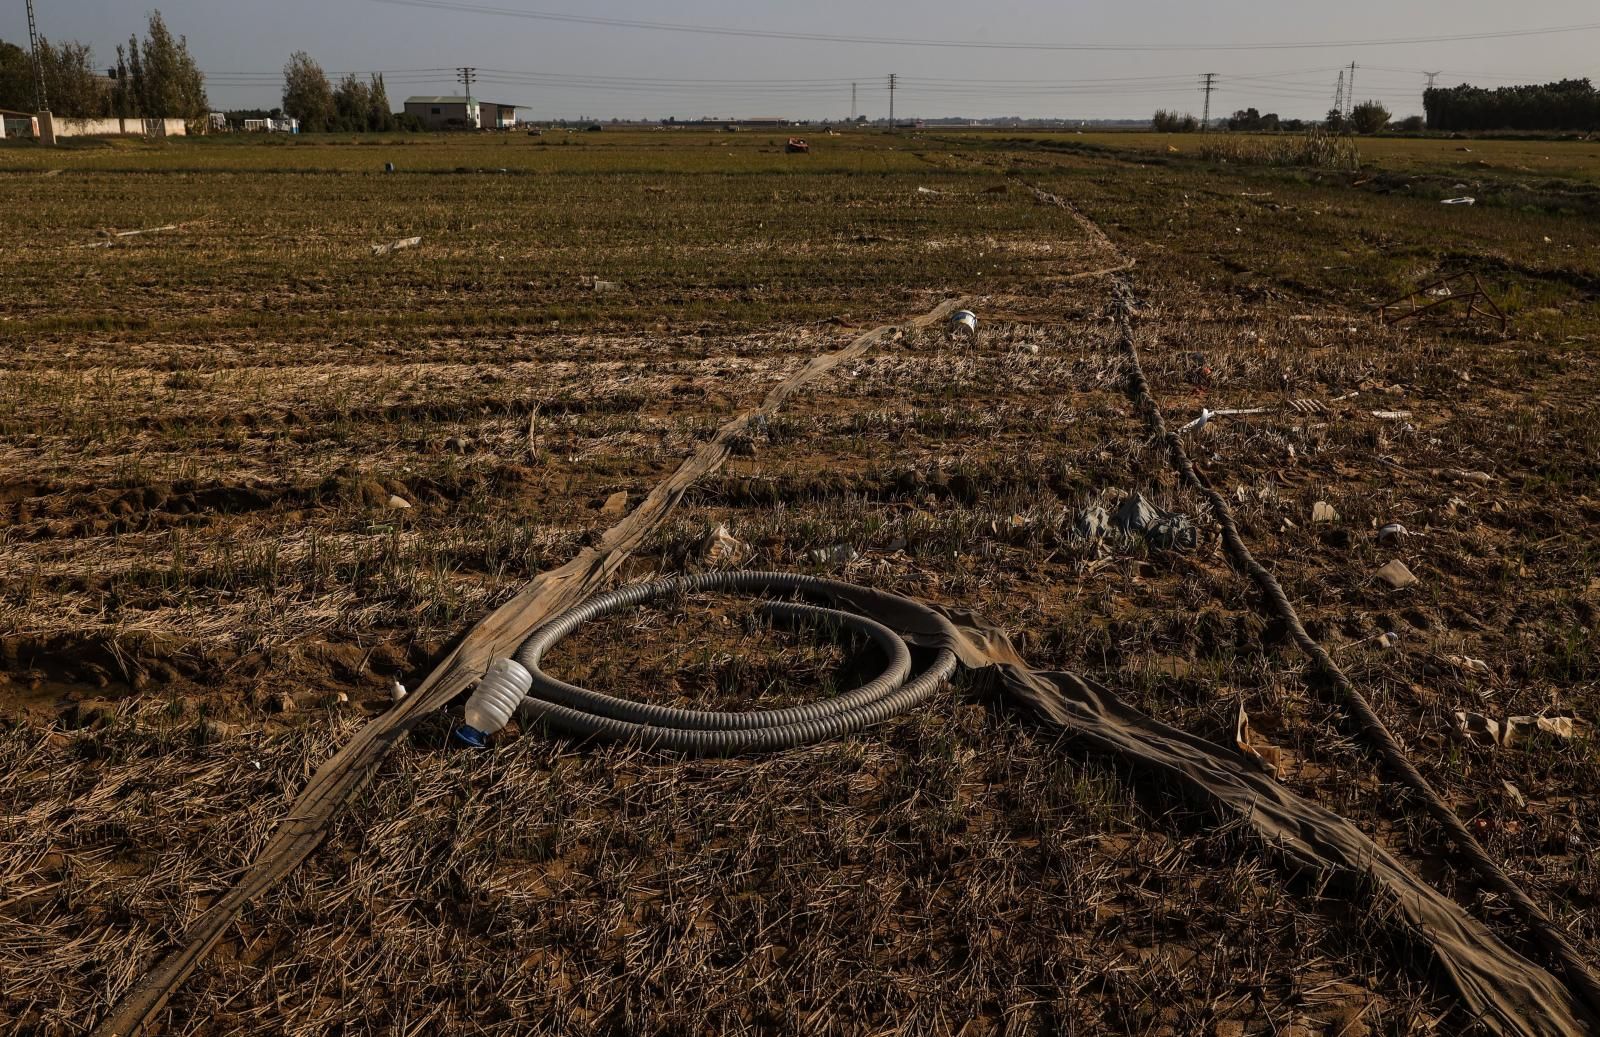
[454,725,490,748]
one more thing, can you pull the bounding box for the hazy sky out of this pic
[6,1,1599,121]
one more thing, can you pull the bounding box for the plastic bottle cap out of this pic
[454,725,489,748]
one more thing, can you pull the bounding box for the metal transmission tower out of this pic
[26,0,48,112]
[1345,62,1357,118]
[1200,72,1217,130]
[887,72,896,129]
[1332,69,1345,119]
[851,82,856,121]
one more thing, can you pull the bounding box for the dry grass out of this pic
[2,130,1598,1034]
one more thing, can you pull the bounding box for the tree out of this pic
[367,73,394,131]
[129,11,207,119]
[37,38,111,117]
[1396,114,1425,133]
[1424,79,1600,131]
[1226,107,1283,132]
[281,52,333,131]
[0,39,33,111]
[332,73,369,131]
[1324,108,1345,132]
[1349,100,1390,135]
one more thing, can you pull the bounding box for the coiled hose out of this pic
[509,571,958,755]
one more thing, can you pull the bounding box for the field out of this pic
[2,128,1599,1035]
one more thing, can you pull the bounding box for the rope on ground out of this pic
[1107,276,1600,1022]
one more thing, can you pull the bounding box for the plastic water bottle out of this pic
[455,659,533,746]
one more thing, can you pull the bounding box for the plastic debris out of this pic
[1441,196,1475,205]
[1312,501,1338,524]
[947,309,978,342]
[1235,700,1281,777]
[371,235,421,255]
[916,186,942,195]
[700,523,750,566]
[1377,523,1409,543]
[1178,408,1215,434]
[1371,410,1413,420]
[1455,710,1500,746]
[384,162,395,172]
[1447,654,1493,677]
[1376,559,1417,589]
[592,278,621,294]
[1113,492,1197,551]
[1075,506,1111,540]
[385,494,412,510]
[391,680,408,703]
[1501,780,1526,809]
[809,544,860,565]
[1379,631,1402,649]
[1455,710,1578,749]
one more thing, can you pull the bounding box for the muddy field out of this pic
[2,130,1598,1035]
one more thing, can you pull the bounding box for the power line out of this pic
[368,0,1600,52]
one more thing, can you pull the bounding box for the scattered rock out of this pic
[599,490,629,517]
[1375,559,1417,589]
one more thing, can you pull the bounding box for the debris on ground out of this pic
[1114,492,1197,551]
[1455,711,1580,748]
[592,278,622,294]
[371,235,421,256]
[600,490,629,517]
[1375,559,1418,589]
[1377,523,1409,543]
[1501,780,1527,808]
[1235,700,1282,778]
[1443,468,1494,486]
[947,309,978,341]
[808,544,859,565]
[1312,501,1338,524]
[1075,506,1111,540]
[1441,196,1476,205]
[1371,409,1413,420]
[916,186,942,195]
[385,494,412,510]
[390,681,408,703]
[1178,408,1214,434]
[699,523,751,566]
[1446,654,1493,677]
[1379,631,1402,649]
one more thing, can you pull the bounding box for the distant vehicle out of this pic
[585,123,603,132]
[527,128,543,136]
[786,137,810,154]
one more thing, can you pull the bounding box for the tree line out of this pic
[1423,79,1600,132]
[279,53,398,132]
[1155,101,1412,136]
[0,11,207,121]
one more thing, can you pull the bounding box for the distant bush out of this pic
[1197,127,1359,170]
[1395,114,1425,133]
[1152,109,1200,133]
[1349,101,1391,135]
[1226,108,1281,132]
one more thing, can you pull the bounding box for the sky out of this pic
[5,1,1599,121]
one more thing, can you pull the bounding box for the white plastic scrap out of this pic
[1377,523,1409,543]
[1440,197,1476,205]
[372,235,422,255]
[1178,408,1215,434]
[391,681,408,703]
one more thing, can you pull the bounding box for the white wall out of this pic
[52,117,188,138]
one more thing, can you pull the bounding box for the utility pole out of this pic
[26,0,47,112]
[887,73,896,129]
[1200,72,1216,130]
[457,66,477,127]
[851,82,857,121]
[1345,62,1357,118]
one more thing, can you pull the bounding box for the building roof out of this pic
[404,96,522,108]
